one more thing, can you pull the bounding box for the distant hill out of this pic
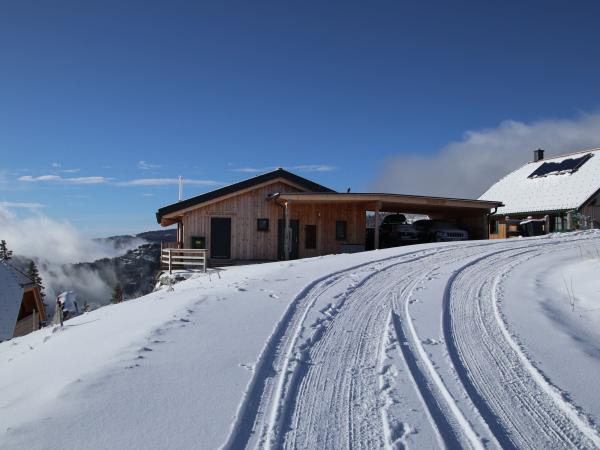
[95,229,176,251]
[13,229,176,316]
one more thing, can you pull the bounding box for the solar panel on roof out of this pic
[528,153,593,178]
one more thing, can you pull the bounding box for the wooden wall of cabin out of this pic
[581,205,600,226]
[489,216,507,239]
[181,181,302,261]
[289,202,367,259]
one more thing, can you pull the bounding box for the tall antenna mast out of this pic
[178,176,183,202]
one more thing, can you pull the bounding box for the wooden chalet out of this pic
[156,168,502,266]
[480,148,600,239]
[0,262,46,341]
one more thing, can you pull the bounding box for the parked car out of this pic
[379,214,420,247]
[413,219,469,242]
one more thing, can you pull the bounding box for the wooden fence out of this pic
[161,248,207,274]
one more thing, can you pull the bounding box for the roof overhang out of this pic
[274,192,503,215]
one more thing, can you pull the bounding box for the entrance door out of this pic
[210,217,231,259]
[278,219,299,260]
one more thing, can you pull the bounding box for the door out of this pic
[210,217,231,259]
[278,219,299,260]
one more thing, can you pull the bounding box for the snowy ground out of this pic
[2,232,600,449]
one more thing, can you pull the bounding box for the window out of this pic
[335,220,347,240]
[191,236,206,249]
[305,225,317,249]
[257,218,269,231]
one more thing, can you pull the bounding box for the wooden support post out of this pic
[483,215,489,239]
[284,201,291,260]
[374,202,381,250]
[168,249,172,274]
[544,215,550,234]
[567,211,573,231]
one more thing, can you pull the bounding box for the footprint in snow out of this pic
[269,293,280,299]
[236,287,247,292]
[422,338,442,345]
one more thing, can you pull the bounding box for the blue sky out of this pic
[2,1,600,236]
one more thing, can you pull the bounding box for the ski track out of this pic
[222,233,600,450]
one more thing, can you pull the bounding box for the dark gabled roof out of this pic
[156,168,334,224]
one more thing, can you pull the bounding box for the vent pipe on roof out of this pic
[178,176,183,202]
[534,148,545,162]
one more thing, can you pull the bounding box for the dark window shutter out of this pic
[305,225,317,249]
[335,221,347,240]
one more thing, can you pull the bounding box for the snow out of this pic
[57,291,80,316]
[2,233,600,449]
[479,148,600,214]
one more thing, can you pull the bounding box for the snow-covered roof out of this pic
[479,148,600,215]
[0,263,26,341]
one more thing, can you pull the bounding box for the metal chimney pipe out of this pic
[534,148,544,162]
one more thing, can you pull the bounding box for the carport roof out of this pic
[273,192,503,214]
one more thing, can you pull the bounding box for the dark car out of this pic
[379,214,420,247]
[413,219,469,242]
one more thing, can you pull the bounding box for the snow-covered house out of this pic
[0,262,46,341]
[480,148,600,239]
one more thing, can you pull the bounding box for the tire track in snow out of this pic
[389,261,489,450]
[223,232,600,450]
[269,246,491,450]
[442,238,600,449]
[222,247,453,450]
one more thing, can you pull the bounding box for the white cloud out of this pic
[60,168,81,173]
[0,207,127,265]
[233,167,272,173]
[232,164,336,173]
[18,175,110,184]
[117,178,222,186]
[51,162,61,168]
[0,206,144,308]
[0,201,45,209]
[138,160,161,170]
[370,112,600,199]
[291,164,336,172]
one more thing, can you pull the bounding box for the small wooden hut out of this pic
[0,262,46,340]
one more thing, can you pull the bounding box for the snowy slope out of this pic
[2,233,600,449]
[479,148,600,214]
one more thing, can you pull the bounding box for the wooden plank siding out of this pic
[181,180,370,262]
[290,202,367,259]
[182,181,304,261]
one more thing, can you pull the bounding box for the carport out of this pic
[275,192,503,250]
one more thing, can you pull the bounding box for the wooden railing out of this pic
[161,241,182,250]
[161,248,207,274]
